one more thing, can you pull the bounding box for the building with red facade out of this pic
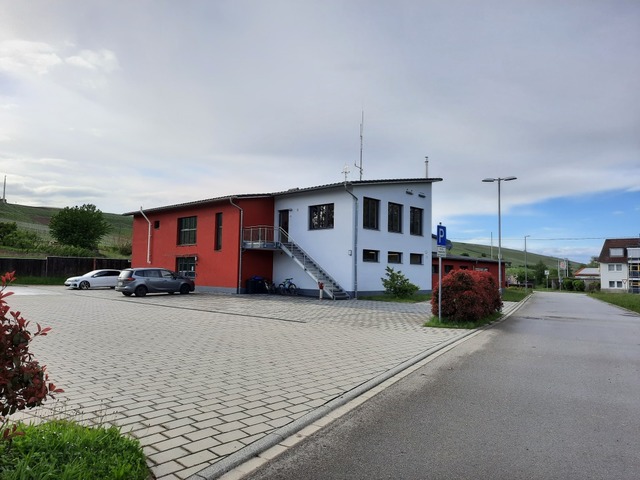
[127,178,445,298]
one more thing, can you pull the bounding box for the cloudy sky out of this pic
[1,1,638,264]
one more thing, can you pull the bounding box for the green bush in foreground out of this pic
[0,420,149,480]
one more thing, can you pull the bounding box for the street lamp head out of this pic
[504,176,517,181]
[482,178,496,183]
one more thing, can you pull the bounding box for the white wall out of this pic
[272,181,434,295]
[600,262,629,291]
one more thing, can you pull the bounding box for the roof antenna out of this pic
[354,110,364,180]
[425,156,429,178]
[342,164,351,183]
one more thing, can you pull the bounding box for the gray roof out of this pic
[124,178,443,216]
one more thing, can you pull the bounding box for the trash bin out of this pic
[246,276,266,294]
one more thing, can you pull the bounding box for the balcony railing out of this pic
[242,226,279,249]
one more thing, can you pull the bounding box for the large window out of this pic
[215,212,223,251]
[363,197,380,230]
[309,203,334,230]
[608,264,622,271]
[388,202,402,233]
[177,216,197,245]
[410,207,423,236]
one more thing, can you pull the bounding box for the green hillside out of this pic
[449,241,585,271]
[0,202,132,247]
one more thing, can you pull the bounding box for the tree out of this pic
[49,204,111,251]
[533,260,548,286]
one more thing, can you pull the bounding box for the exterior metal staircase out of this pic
[242,226,350,300]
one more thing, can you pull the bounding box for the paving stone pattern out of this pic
[8,287,509,479]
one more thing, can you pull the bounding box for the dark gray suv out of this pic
[116,268,196,297]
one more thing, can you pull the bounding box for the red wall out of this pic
[431,257,506,290]
[131,197,274,290]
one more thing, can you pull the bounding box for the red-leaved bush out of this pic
[431,270,502,322]
[0,271,63,441]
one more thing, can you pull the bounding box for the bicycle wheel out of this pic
[287,283,298,295]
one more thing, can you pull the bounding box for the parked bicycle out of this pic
[264,279,277,294]
[278,277,298,295]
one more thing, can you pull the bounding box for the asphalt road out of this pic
[241,292,640,480]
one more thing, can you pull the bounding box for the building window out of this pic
[177,257,196,278]
[609,248,624,257]
[410,207,423,236]
[617,281,623,288]
[154,220,160,229]
[363,249,379,262]
[388,251,402,264]
[410,253,423,265]
[444,265,454,274]
[363,197,380,230]
[309,203,334,230]
[388,202,402,233]
[608,264,622,271]
[432,264,439,274]
[215,213,223,251]
[177,216,197,245]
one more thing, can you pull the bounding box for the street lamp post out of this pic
[482,176,517,294]
[524,235,530,293]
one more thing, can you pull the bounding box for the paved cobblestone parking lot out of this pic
[7,286,516,479]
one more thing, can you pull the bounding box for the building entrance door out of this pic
[278,210,289,243]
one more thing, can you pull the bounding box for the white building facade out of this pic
[272,179,440,296]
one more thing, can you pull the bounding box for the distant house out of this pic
[573,266,600,288]
[597,238,640,293]
[126,178,441,298]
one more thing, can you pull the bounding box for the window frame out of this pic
[387,251,402,264]
[363,197,380,230]
[388,202,403,233]
[177,216,197,245]
[363,249,380,263]
[309,203,335,230]
[409,207,423,236]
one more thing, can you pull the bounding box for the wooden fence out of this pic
[0,257,131,278]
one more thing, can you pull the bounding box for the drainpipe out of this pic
[229,198,243,294]
[139,207,152,264]
[344,183,358,298]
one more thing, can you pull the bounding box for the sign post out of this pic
[436,224,447,322]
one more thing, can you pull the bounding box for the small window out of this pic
[609,248,624,257]
[154,220,160,229]
[178,216,197,245]
[432,264,439,274]
[215,213,223,251]
[388,202,402,233]
[363,197,380,230]
[363,249,379,262]
[177,257,196,277]
[608,264,615,271]
[609,281,615,288]
[616,281,623,288]
[309,203,334,230]
[410,253,423,265]
[388,251,402,264]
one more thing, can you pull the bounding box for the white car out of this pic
[64,269,121,290]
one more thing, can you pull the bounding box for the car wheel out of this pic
[134,285,148,297]
[122,292,132,296]
[79,281,90,290]
[179,284,191,295]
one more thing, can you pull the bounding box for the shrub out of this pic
[573,279,586,292]
[586,282,600,293]
[562,278,574,291]
[381,266,419,298]
[0,272,63,441]
[431,270,502,323]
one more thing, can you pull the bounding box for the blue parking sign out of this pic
[437,225,447,246]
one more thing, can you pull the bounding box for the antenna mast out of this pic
[355,110,364,180]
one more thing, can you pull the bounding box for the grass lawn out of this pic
[588,292,640,314]
[0,420,149,480]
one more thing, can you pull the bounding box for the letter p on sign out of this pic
[437,225,447,246]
